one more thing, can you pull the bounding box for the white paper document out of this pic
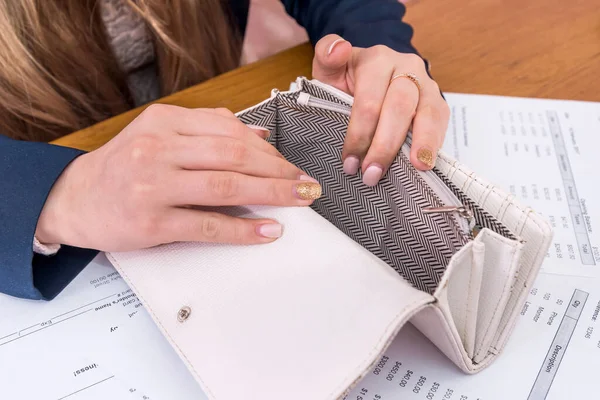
[342,272,600,400]
[441,93,600,278]
[1,93,600,400]
[0,255,204,400]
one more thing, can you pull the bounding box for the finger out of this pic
[202,107,237,118]
[164,208,284,244]
[172,135,309,180]
[361,74,420,186]
[247,125,271,140]
[202,107,271,140]
[145,104,280,158]
[312,34,353,91]
[190,112,278,156]
[178,109,275,153]
[409,81,449,170]
[343,49,395,175]
[168,171,322,207]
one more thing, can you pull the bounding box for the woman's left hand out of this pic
[312,34,450,186]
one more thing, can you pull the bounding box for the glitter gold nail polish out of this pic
[417,147,435,168]
[295,182,322,200]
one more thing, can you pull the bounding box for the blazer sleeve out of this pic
[0,135,98,300]
[281,0,425,61]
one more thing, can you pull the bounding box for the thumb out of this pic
[313,34,352,91]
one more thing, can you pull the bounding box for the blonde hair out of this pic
[0,0,241,141]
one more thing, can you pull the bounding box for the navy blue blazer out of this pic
[0,0,423,300]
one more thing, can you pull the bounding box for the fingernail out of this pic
[247,124,269,132]
[294,182,322,200]
[257,223,283,239]
[417,147,436,169]
[247,124,270,139]
[299,174,319,183]
[363,164,383,187]
[327,38,346,55]
[343,156,360,175]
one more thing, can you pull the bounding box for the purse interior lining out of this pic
[237,81,517,294]
[240,90,468,295]
[298,80,519,242]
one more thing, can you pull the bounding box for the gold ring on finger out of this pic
[390,72,422,92]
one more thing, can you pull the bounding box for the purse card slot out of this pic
[274,94,469,294]
[431,148,552,364]
[409,305,472,372]
[471,228,523,363]
[441,240,485,359]
[431,227,521,367]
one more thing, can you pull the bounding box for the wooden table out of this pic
[53,0,600,151]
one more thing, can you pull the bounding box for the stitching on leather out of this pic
[437,154,546,234]
[494,218,549,350]
[497,195,514,225]
[464,248,475,352]
[496,190,510,216]
[490,209,542,348]
[464,176,477,200]
[326,295,432,399]
[515,206,530,235]
[517,211,530,236]
[476,183,493,210]
[459,172,474,192]
[498,196,523,231]
[474,231,520,360]
[108,255,219,400]
[437,152,552,355]
[431,305,470,370]
[447,167,457,181]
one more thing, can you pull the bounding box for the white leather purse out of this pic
[107,78,553,400]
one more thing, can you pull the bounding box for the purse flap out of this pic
[107,205,433,400]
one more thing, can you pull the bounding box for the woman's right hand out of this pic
[35,104,322,252]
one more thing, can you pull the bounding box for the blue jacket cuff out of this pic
[0,136,98,300]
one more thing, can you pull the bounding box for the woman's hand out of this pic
[312,34,450,186]
[35,105,322,251]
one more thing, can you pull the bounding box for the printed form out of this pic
[1,93,600,400]
[441,93,600,278]
[0,256,204,400]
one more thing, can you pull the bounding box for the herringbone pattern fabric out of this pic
[238,87,473,294]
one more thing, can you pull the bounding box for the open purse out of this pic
[107,77,553,400]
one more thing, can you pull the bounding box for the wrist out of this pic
[35,155,85,246]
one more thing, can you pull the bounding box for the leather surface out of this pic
[106,78,554,397]
[417,226,524,372]
[434,151,553,368]
[108,206,433,400]
[443,239,484,359]
[410,305,470,371]
[471,229,522,362]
